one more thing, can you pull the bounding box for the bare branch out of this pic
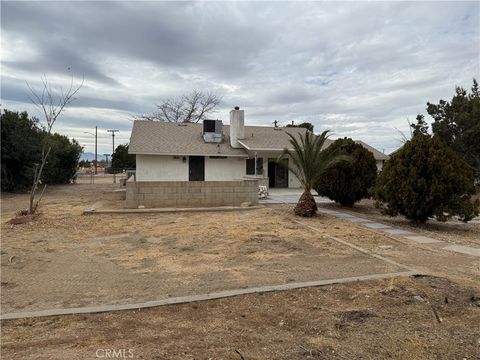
[26,74,83,214]
[138,90,221,123]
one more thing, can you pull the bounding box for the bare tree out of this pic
[26,74,83,214]
[139,90,221,123]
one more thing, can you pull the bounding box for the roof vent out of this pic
[203,119,223,143]
[234,106,240,110]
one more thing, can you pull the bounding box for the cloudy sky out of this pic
[1,1,479,155]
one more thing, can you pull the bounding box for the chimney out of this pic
[230,106,245,148]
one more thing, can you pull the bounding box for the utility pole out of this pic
[95,126,98,175]
[103,153,110,167]
[84,127,98,175]
[107,129,119,155]
[107,129,119,183]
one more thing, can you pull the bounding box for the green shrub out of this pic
[315,138,377,206]
[42,133,82,184]
[374,133,479,223]
[111,144,136,170]
[1,109,82,191]
[1,110,43,191]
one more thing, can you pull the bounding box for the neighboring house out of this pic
[353,140,389,171]
[128,107,388,189]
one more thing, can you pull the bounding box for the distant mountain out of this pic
[80,152,96,161]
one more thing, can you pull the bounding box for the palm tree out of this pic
[279,130,348,217]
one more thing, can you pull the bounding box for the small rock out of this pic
[138,205,145,209]
[413,295,425,302]
[279,320,285,326]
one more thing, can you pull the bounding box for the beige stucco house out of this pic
[128,107,388,189]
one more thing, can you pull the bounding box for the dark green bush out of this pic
[1,110,43,191]
[315,138,377,206]
[374,133,479,223]
[1,109,82,192]
[111,144,136,170]
[42,133,82,184]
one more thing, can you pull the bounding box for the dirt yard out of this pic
[1,189,400,313]
[2,276,480,360]
[1,184,480,359]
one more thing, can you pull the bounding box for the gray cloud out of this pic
[1,1,478,154]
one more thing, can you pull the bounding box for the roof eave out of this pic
[238,140,288,152]
[129,151,248,158]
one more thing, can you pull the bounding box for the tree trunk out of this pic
[294,190,318,217]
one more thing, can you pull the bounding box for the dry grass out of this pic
[2,276,479,360]
[2,185,480,359]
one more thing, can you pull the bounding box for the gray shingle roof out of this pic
[354,140,389,160]
[129,121,247,157]
[128,120,388,161]
[238,126,313,150]
[128,121,310,156]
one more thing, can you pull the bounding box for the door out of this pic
[189,156,205,181]
[275,159,289,188]
[268,159,289,188]
[268,160,276,188]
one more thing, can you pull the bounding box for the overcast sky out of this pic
[1,1,479,155]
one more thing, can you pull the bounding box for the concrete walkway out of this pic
[261,192,480,258]
[0,271,416,320]
[83,205,263,215]
[318,208,480,257]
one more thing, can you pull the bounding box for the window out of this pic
[246,158,263,175]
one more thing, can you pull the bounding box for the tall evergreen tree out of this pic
[426,79,480,179]
[111,144,136,170]
[375,132,478,223]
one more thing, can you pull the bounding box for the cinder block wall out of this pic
[126,180,259,208]
[244,176,269,190]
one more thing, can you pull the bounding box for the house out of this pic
[353,140,389,171]
[128,106,389,189]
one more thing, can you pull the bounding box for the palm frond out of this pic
[278,130,349,191]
